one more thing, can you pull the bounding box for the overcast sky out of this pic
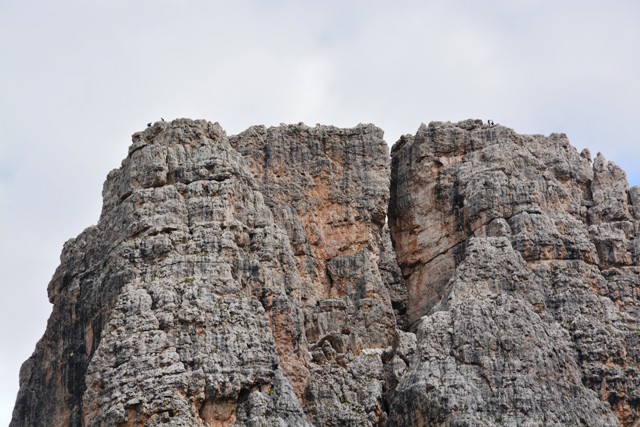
[1,0,639,422]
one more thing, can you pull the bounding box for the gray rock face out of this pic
[12,119,404,427]
[389,120,640,426]
[11,118,640,426]
[14,120,312,427]
[389,238,618,426]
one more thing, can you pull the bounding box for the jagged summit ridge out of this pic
[11,118,640,426]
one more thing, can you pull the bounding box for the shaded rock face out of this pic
[389,119,640,426]
[11,118,640,426]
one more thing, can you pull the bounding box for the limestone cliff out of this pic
[11,119,640,426]
[389,120,640,426]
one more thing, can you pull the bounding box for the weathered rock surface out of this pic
[13,120,313,426]
[12,119,404,427]
[389,119,640,426]
[11,118,640,426]
[230,124,399,425]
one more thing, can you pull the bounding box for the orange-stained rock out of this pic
[231,124,400,425]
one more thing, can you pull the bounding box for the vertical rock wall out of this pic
[230,124,401,425]
[11,118,640,426]
[14,120,315,426]
[12,119,407,427]
[389,119,640,426]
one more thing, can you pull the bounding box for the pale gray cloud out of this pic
[1,0,638,422]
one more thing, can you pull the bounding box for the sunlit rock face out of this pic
[11,118,640,426]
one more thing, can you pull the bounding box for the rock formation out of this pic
[229,124,401,425]
[389,119,639,426]
[11,118,640,426]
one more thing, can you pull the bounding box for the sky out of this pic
[1,0,639,423]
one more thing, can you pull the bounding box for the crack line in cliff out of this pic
[410,216,505,269]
